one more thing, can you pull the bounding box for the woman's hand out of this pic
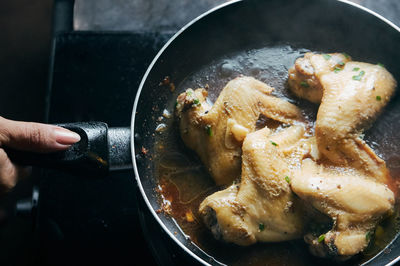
[0,116,80,194]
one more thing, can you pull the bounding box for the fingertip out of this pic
[0,118,81,152]
[53,127,81,146]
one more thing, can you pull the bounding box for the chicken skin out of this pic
[199,125,308,245]
[175,76,304,186]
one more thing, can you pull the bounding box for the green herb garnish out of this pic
[338,61,345,66]
[366,231,372,241]
[323,54,331,60]
[318,234,325,243]
[270,141,278,146]
[352,70,365,81]
[334,67,342,73]
[376,95,382,101]
[377,63,385,68]
[352,67,360,71]
[193,98,200,105]
[285,176,291,183]
[205,125,213,137]
[300,81,309,88]
[259,223,265,231]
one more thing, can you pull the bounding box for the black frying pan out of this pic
[9,0,400,265]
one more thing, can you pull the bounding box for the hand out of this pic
[0,116,80,194]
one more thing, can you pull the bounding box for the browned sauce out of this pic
[153,45,400,265]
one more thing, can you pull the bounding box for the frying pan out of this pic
[8,0,400,265]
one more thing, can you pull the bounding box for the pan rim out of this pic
[131,0,400,265]
[338,0,400,34]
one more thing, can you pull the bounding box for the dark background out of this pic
[0,0,53,121]
[0,0,399,265]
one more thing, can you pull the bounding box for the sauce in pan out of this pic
[153,45,400,265]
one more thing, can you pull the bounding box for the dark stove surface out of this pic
[37,32,194,266]
[47,32,172,126]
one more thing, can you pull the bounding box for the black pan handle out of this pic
[5,122,132,177]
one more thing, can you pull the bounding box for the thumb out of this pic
[0,117,80,153]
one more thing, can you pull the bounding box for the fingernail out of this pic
[54,128,81,145]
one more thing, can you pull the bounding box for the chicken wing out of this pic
[176,76,304,186]
[288,53,397,258]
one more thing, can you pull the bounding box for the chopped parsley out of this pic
[334,67,342,73]
[285,176,291,183]
[300,81,309,88]
[270,141,278,146]
[377,63,385,68]
[205,125,213,137]
[259,223,265,231]
[322,54,331,60]
[352,67,360,71]
[318,234,325,243]
[376,95,382,101]
[337,61,345,66]
[366,231,372,241]
[193,98,200,106]
[352,70,365,81]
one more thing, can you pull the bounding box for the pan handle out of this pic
[5,122,132,177]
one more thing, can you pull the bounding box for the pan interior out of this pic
[133,0,400,265]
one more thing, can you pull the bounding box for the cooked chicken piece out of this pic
[288,53,397,258]
[199,125,308,245]
[291,159,395,258]
[288,52,397,183]
[176,76,304,185]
